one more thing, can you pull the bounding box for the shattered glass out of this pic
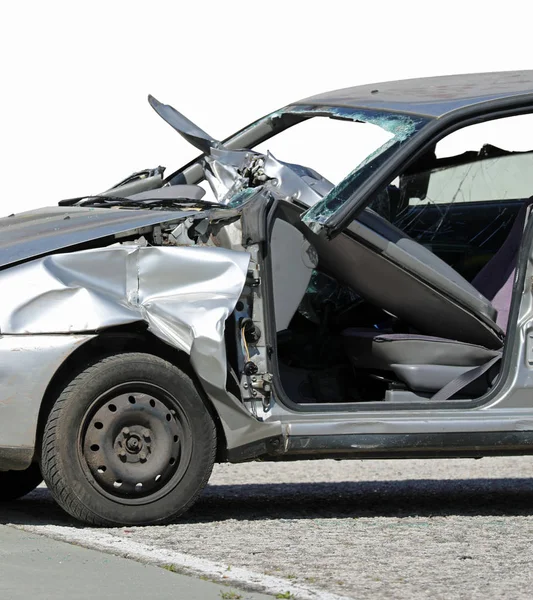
[227,186,262,209]
[298,269,360,323]
[369,146,533,280]
[152,98,429,230]
[295,106,428,231]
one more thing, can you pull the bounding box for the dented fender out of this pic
[0,244,283,466]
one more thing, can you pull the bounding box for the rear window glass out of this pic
[406,149,533,206]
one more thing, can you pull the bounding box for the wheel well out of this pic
[35,328,229,463]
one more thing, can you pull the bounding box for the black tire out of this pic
[40,353,216,526]
[0,463,43,502]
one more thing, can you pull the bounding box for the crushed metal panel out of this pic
[148,94,218,154]
[0,245,250,391]
[0,206,197,268]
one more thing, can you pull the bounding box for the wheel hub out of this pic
[115,426,152,462]
[126,436,141,453]
[81,389,190,500]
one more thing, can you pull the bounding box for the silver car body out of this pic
[3,70,533,472]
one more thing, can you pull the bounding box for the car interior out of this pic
[270,145,533,405]
[149,105,533,406]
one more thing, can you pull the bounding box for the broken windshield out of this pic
[292,105,429,232]
[196,107,404,209]
[252,112,394,186]
[152,97,429,226]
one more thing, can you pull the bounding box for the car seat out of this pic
[341,200,531,397]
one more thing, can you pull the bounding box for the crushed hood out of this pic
[0,206,202,268]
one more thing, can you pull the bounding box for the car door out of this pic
[300,102,533,241]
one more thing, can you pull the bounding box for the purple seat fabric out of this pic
[471,199,533,331]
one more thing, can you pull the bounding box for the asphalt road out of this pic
[3,457,533,599]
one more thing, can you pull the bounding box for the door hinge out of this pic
[242,372,273,410]
[246,264,261,287]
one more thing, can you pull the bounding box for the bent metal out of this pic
[2,70,533,525]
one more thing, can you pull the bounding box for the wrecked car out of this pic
[2,70,533,526]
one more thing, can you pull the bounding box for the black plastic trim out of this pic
[280,431,533,459]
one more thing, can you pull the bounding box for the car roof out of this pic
[295,71,533,118]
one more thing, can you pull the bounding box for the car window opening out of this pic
[272,117,533,406]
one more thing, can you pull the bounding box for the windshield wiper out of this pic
[58,195,226,210]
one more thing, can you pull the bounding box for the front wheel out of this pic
[0,464,43,501]
[40,353,216,526]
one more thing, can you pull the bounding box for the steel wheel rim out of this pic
[78,382,193,505]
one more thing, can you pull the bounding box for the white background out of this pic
[0,0,531,214]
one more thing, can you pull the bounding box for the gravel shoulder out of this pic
[3,457,533,599]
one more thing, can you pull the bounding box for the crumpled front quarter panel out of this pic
[0,245,250,392]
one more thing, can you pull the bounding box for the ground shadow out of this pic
[2,477,533,527]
